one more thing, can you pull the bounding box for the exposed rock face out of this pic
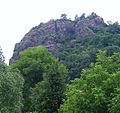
[10,13,106,63]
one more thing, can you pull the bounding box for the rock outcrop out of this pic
[10,12,106,63]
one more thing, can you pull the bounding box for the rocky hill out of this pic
[10,12,120,79]
[10,12,106,63]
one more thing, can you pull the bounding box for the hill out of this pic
[10,12,120,79]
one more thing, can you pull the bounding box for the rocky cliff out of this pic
[10,12,106,63]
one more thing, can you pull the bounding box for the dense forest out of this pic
[0,13,120,113]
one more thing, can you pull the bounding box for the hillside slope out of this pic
[10,12,120,79]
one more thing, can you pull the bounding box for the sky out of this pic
[0,0,120,64]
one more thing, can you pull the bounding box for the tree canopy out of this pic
[0,60,24,113]
[10,47,68,112]
[59,52,120,113]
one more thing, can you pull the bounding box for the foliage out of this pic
[0,46,5,63]
[0,64,24,113]
[108,88,120,113]
[10,16,120,80]
[59,52,120,113]
[10,47,68,112]
[107,22,120,34]
[2,16,120,113]
[10,47,55,85]
[0,46,24,112]
[29,53,68,113]
[57,27,120,79]
[0,47,6,72]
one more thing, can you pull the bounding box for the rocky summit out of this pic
[10,12,106,63]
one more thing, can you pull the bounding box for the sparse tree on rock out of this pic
[60,14,67,20]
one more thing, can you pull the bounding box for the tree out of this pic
[60,14,67,20]
[80,13,85,19]
[30,60,67,113]
[0,46,5,63]
[108,88,120,113]
[0,46,6,72]
[10,47,54,86]
[107,22,120,34]
[59,52,120,113]
[10,47,68,112]
[0,64,24,113]
[0,46,24,112]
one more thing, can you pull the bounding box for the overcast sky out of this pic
[0,0,120,64]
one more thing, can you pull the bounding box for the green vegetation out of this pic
[29,60,67,113]
[0,47,4,63]
[59,52,120,113]
[58,24,120,79]
[10,47,67,113]
[0,19,120,113]
[0,48,24,113]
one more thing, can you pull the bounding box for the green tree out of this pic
[10,47,54,86]
[0,46,24,113]
[10,47,68,112]
[10,48,56,111]
[108,88,120,113]
[0,47,6,72]
[57,27,120,79]
[0,46,4,62]
[59,52,120,113]
[0,65,24,113]
[30,60,67,113]
[107,22,120,34]
[0,70,24,113]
